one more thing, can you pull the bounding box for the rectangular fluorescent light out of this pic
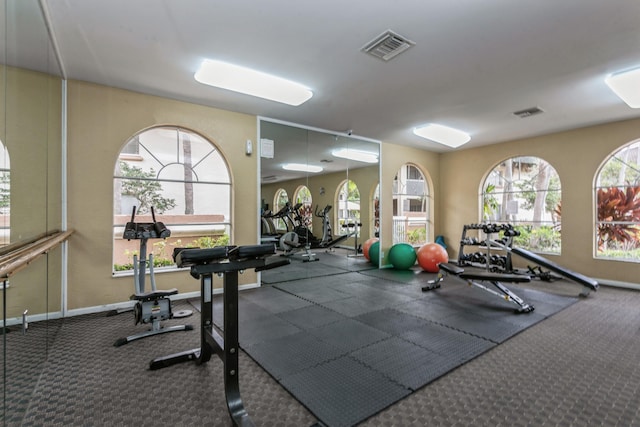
[605,67,640,108]
[413,123,470,148]
[331,148,378,163]
[282,163,323,173]
[195,59,313,106]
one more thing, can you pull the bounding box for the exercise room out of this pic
[3,1,640,426]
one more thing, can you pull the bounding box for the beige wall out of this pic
[0,67,63,319]
[439,117,640,284]
[6,73,640,317]
[66,80,258,310]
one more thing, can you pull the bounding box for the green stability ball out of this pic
[369,241,380,266]
[388,243,417,270]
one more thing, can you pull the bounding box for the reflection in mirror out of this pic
[2,0,65,420]
[392,164,430,246]
[0,142,10,246]
[259,119,380,280]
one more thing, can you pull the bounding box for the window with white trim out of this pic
[336,179,360,236]
[595,139,640,261]
[481,156,561,254]
[113,126,231,272]
[392,164,429,245]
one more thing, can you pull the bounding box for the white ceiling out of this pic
[6,0,640,153]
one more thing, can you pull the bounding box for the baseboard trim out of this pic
[1,282,260,327]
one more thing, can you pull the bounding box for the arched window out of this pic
[595,139,640,261]
[113,126,231,272]
[273,188,290,232]
[0,141,9,247]
[481,156,561,253]
[336,179,360,236]
[392,164,429,245]
[294,185,313,232]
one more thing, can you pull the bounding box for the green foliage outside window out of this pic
[595,140,640,260]
[119,161,176,214]
[596,186,640,258]
[407,228,426,245]
[511,225,561,253]
[0,172,9,209]
[113,233,230,271]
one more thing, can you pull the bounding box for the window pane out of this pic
[595,139,640,261]
[337,180,360,236]
[113,127,231,273]
[0,141,10,246]
[481,156,561,254]
[393,164,429,245]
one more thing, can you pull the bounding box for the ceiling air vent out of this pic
[513,107,544,118]
[362,30,415,61]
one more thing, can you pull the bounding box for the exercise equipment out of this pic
[526,265,562,282]
[423,262,534,313]
[490,240,599,296]
[149,243,289,427]
[278,204,350,261]
[457,223,516,272]
[362,237,379,261]
[368,241,380,266]
[435,235,447,248]
[388,243,417,270]
[341,221,363,257]
[417,242,449,273]
[113,206,193,347]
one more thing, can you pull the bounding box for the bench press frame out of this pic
[423,262,535,313]
[490,240,599,297]
[149,243,289,427]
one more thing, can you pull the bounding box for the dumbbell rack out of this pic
[457,223,515,272]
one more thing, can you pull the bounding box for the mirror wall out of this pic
[259,118,380,278]
[2,0,64,422]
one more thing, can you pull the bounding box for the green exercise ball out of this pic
[388,243,417,270]
[369,241,380,266]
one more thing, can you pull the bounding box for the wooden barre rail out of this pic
[0,230,74,280]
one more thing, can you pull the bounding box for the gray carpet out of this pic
[4,260,640,426]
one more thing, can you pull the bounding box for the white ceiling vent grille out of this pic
[513,107,544,118]
[362,30,415,61]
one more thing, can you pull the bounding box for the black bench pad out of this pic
[459,271,531,283]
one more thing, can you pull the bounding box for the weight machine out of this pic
[150,243,289,427]
[113,206,193,347]
[279,204,349,261]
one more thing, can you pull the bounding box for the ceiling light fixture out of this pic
[605,67,640,108]
[282,163,323,173]
[195,59,313,106]
[331,148,378,163]
[413,124,471,148]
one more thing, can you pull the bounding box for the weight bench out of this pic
[423,262,534,313]
[149,243,289,427]
[510,246,599,297]
[483,240,599,297]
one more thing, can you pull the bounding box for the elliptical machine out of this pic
[113,206,193,347]
[279,204,349,261]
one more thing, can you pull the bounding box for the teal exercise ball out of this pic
[388,243,417,270]
[368,241,380,266]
